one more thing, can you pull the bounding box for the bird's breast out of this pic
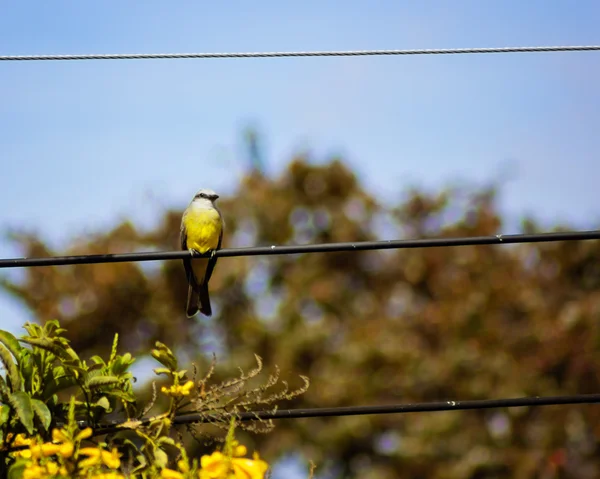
[183,207,222,253]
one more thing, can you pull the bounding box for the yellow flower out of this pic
[233,444,247,457]
[162,386,176,396]
[161,457,191,478]
[9,434,34,458]
[231,454,269,479]
[199,452,230,479]
[23,465,45,479]
[45,461,60,475]
[79,456,102,469]
[49,427,75,458]
[13,434,33,447]
[199,443,269,479]
[29,444,43,459]
[162,380,195,397]
[161,468,186,479]
[40,443,62,457]
[101,448,121,469]
[60,441,74,458]
[75,427,93,441]
[180,380,194,396]
[14,450,32,459]
[52,428,70,443]
[90,473,126,479]
[79,447,101,457]
[79,446,102,469]
[177,459,190,473]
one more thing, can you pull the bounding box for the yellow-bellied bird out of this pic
[180,189,224,317]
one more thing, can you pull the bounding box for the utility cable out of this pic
[1,230,599,269]
[1,45,599,62]
[92,392,600,436]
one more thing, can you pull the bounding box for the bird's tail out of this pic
[186,284,200,318]
[198,282,212,317]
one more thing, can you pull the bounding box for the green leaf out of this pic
[0,343,21,391]
[49,339,79,362]
[86,376,121,389]
[151,342,178,371]
[62,346,80,362]
[0,330,23,360]
[112,353,135,375]
[157,436,177,447]
[114,435,140,450]
[20,337,78,363]
[174,370,188,379]
[0,404,10,426]
[119,372,134,383]
[41,320,67,339]
[85,368,103,381]
[44,319,62,335]
[19,337,59,355]
[106,389,136,403]
[153,368,172,376]
[42,375,79,400]
[19,351,35,392]
[22,321,43,338]
[152,351,176,371]
[9,391,34,434]
[62,362,88,377]
[95,396,111,411]
[0,375,10,401]
[154,448,169,468]
[30,398,51,430]
[109,333,119,365]
[51,365,67,379]
[90,355,106,366]
[132,454,148,472]
[8,460,28,479]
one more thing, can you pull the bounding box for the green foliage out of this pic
[152,342,179,372]
[0,320,136,450]
[0,320,302,478]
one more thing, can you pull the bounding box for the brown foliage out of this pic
[3,154,600,478]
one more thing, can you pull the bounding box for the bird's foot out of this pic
[210,249,217,259]
[189,248,201,257]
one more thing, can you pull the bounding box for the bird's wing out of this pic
[180,216,198,289]
[203,226,223,285]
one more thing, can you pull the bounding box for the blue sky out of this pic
[1,1,599,339]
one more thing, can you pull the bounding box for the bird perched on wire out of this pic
[180,188,224,317]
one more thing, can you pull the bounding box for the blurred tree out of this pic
[2,136,600,479]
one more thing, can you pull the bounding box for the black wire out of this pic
[92,393,600,436]
[1,45,600,62]
[3,392,593,450]
[1,230,599,269]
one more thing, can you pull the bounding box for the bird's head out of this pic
[193,188,219,202]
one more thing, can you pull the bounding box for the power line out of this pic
[1,45,599,62]
[93,392,600,436]
[1,229,598,269]
[4,392,587,452]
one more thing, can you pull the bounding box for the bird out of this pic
[180,188,224,317]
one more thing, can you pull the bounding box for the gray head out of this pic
[193,188,219,202]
